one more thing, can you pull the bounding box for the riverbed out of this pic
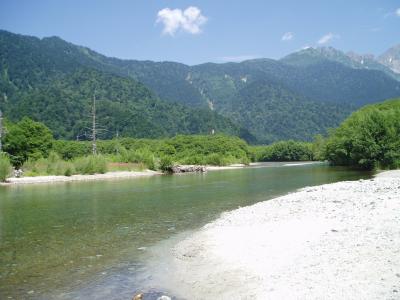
[0,163,372,299]
[147,170,400,299]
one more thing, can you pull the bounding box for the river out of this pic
[0,163,372,299]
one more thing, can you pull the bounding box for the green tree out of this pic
[325,99,400,170]
[256,140,314,162]
[4,117,54,166]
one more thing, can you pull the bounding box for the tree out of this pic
[3,117,54,166]
[325,99,400,170]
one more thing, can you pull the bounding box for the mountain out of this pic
[1,29,400,143]
[0,30,248,141]
[216,79,350,142]
[281,47,358,67]
[281,46,400,81]
[378,44,400,74]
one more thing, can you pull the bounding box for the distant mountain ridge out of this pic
[281,46,400,81]
[1,29,400,143]
[378,44,400,74]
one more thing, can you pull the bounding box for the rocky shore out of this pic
[0,164,251,185]
[1,170,162,185]
[151,170,400,299]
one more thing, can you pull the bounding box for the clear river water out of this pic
[0,163,372,299]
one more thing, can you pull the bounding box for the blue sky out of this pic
[0,0,399,65]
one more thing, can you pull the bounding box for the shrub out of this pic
[22,153,76,176]
[254,141,314,162]
[325,99,400,170]
[0,153,12,182]
[241,155,251,165]
[64,165,74,176]
[311,134,327,161]
[74,155,108,174]
[53,135,253,168]
[130,149,155,170]
[159,155,174,173]
[204,153,230,166]
[181,154,205,165]
[53,140,91,160]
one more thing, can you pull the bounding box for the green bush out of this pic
[51,135,253,168]
[159,155,174,173]
[74,155,108,174]
[311,134,327,161]
[0,153,12,182]
[130,149,156,170]
[23,158,47,176]
[53,140,90,160]
[325,99,400,170]
[22,153,76,176]
[240,155,251,165]
[204,153,226,166]
[64,165,74,176]
[181,154,205,165]
[253,140,314,162]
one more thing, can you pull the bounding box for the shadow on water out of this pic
[0,163,373,299]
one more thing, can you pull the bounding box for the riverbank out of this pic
[0,164,244,185]
[151,170,400,299]
[1,162,322,185]
[1,170,162,185]
[207,161,320,171]
[1,165,243,185]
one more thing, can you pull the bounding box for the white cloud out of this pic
[383,8,400,18]
[156,6,207,36]
[219,55,260,62]
[281,32,294,41]
[317,33,340,45]
[370,27,381,32]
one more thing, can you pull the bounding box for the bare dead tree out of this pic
[0,109,3,152]
[92,93,97,155]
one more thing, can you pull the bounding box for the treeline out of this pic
[0,117,254,179]
[250,140,315,162]
[1,98,399,181]
[0,117,321,180]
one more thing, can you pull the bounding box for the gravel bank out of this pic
[1,170,161,185]
[151,171,400,299]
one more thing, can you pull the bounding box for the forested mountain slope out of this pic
[1,29,400,143]
[0,30,246,141]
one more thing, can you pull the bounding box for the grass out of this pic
[21,152,152,177]
[107,162,146,172]
[0,153,12,182]
[73,155,107,175]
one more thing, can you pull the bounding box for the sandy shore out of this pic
[1,170,161,185]
[0,163,249,185]
[206,163,247,171]
[1,162,322,185]
[207,161,321,171]
[150,170,400,299]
